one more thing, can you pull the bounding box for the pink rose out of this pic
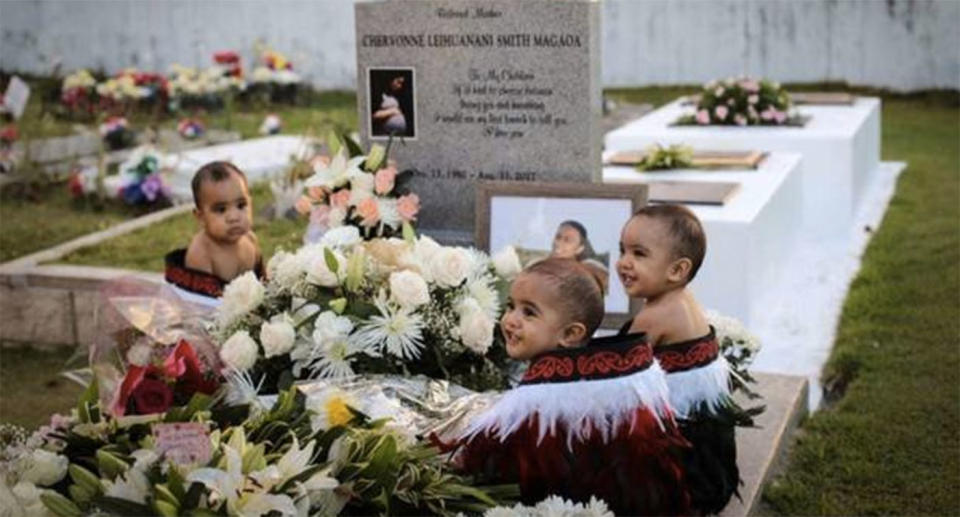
[307,186,326,202]
[295,196,313,215]
[748,94,759,105]
[695,109,710,125]
[397,193,420,222]
[714,105,729,121]
[773,110,787,124]
[734,114,747,126]
[374,166,397,195]
[356,197,380,227]
[331,189,351,209]
[740,79,760,92]
[760,108,774,121]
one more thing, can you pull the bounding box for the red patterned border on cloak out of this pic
[655,338,720,373]
[522,343,654,384]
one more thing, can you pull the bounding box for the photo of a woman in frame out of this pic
[370,68,415,138]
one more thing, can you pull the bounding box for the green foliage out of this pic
[635,143,694,171]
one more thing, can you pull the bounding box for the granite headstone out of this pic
[356,0,601,243]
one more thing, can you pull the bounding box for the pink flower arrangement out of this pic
[715,105,729,120]
[682,76,794,126]
[299,138,421,240]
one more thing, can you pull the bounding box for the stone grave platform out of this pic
[104,135,314,203]
[604,152,803,329]
[605,97,881,240]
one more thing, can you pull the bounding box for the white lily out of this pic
[305,150,365,190]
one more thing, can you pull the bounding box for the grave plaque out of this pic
[356,0,601,241]
[3,76,30,120]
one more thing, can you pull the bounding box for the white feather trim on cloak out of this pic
[663,354,732,419]
[464,362,673,447]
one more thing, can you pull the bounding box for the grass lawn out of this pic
[761,93,959,514]
[56,183,308,271]
[0,185,165,263]
[0,346,83,429]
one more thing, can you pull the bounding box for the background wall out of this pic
[2,0,958,91]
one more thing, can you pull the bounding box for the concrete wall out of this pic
[2,0,958,91]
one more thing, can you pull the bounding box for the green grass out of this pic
[57,183,308,271]
[0,185,162,263]
[762,94,960,514]
[0,346,83,429]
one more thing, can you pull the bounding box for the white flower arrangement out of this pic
[485,495,614,517]
[214,234,516,393]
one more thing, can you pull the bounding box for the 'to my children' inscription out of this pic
[356,0,601,239]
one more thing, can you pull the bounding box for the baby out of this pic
[165,161,263,302]
[617,204,744,514]
[456,258,691,515]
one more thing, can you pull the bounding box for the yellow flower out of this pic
[325,396,353,427]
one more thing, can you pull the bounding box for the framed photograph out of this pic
[367,67,416,140]
[475,181,648,329]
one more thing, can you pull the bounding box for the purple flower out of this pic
[140,173,164,202]
[695,109,710,125]
[715,105,729,121]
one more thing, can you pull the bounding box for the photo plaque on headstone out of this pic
[356,0,601,243]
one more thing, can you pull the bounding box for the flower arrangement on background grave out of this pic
[677,77,802,126]
[176,118,205,139]
[114,147,172,206]
[259,113,282,135]
[0,124,18,174]
[298,134,420,242]
[167,64,246,112]
[635,143,695,171]
[249,44,301,104]
[214,227,522,395]
[98,115,135,150]
[60,69,98,118]
[66,163,99,199]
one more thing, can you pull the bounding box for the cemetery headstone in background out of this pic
[356,0,601,243]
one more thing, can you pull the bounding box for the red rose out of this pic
[170,340,219,396]
[132,378,174,414]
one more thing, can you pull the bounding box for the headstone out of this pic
[356,0,602,242]
[2,76,30,120]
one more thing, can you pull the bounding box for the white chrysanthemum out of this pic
[389,270,430,309]
[309,337,359,379]
[465,277,500,320]
[356,296,424,360]
[430,247,472,288]
[268,250,302,290]
[312,311,355,343]
[705,309,762,355]
[492,245,522,279]
[319,226,361,249]
[260,313,296,358]
[220,330,259,371]
[304,150,365,190]
[217,272,265,327]
[223,368,265,408]
[376,198,402,229]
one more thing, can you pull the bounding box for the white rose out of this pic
[260,313,297,358]
[21,449,68,486]
[10,482,50,516]
[431,247,471,288]
[457,299,494,355]
[320,226,361,249]
[312,311,354,344]
[220,330,259,371]
[389,271,430,309]
[414,236,442,265]
[217,272,265,327]
[492,245,522,279]
[126,343,154,367]
[268,250,302,290]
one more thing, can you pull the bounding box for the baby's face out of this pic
[500,273,570,360]
[195,173,252,244]
[616,216,676,299]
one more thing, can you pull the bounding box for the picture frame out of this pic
[367,67,417,140]
[475,181,648,330]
